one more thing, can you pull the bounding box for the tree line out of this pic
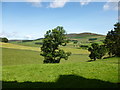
[88,22,120,60]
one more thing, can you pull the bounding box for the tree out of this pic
[40,26,71,63]
[73,40,78,44]
[0,37,8,43]
[97,45,107,59]
[88,43,107,61]
[104,22,120,57]
[73,40,78,47]
[88,43,100,61]
[89,38,97,41]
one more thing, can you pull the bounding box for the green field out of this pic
[9,33,105,48]
[2,41,119,88]
[9,39,43,47]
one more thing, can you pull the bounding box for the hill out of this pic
[8,32,106,47]
[66,32,105,39]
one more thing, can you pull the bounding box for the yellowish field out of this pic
[0,42,40,51]
[0,42,89,55]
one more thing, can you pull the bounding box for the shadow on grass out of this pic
[2,75,118,88]
[86,60,95,62]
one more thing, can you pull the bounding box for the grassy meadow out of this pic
[1,40,119,88]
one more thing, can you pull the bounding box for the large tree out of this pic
[104,22,120,57]
[40,26,71,63]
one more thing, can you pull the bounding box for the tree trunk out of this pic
[94,57,96,61]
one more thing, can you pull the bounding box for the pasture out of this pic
[1,42,119,88]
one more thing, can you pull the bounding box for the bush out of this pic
[88,43,107,61]
[0,37,8,43]
[89,38,97,41]
[22,40,33,42]
[80,45,89,49]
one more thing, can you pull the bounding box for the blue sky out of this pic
[1,1,118,40]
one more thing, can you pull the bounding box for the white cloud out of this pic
[2,0,119,9]
[103,0,119,10]
[49,0,69,8]
[26,0,43,7]
[80,0,93,6]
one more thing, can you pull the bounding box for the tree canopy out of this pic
[88,43,107,61]
[0,37,8,43]
[40,26,71,63]
[104,22,120,57]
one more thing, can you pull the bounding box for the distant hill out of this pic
[66,32,105,39]
[8,32,106,47]
[8,33,105,41]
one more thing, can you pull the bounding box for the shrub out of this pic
[0,37,8,43]
[89,38,97,41]
[88,43,107,61]
[80,45,89,49]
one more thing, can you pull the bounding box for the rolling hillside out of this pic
[2,39,119,88]
[8,32,106,47]
[66,32,105,39]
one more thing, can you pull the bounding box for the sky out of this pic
[0,0,119,40]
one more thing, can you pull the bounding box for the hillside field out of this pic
[1,42,119,88]
[8,33,105,47]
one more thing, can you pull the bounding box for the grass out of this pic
[2,48,43,66]
[2,42,119,88]
[9,39,43,47]
[2,57,119,88]
[3,60,118,82]
[0,42,40,51]
[2,47,90,66]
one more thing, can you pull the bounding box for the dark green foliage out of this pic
[0,37,8,43]
[104,22,120,57]
[22,40,33,42]
[40,26,71,63]
[73,40,78,47]
[35,42,43,45]
[73,40,78,44]
[97,45,108,59]
[89,38,97,41]
[80,45,89,49]
[88,43,99,61]
[88,43,107,61]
